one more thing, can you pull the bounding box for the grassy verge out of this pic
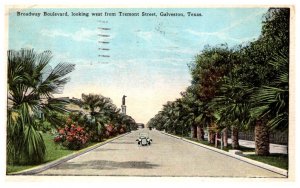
[6,132,99,174]
[245,154,288,170]
[185,137,255,152]
[173,134,288,170]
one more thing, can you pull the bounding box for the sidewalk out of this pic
[227,138,288,154]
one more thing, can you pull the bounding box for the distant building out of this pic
[137,123,144,129]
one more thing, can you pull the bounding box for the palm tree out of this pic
[116,113,136,132]
[81,93,120,140]
[195,103,215,144]
[181,89,203,140]
[147,113,165,131]
[250,52,288,155]
[211,73,252,149]
[81,93,102,116]
[172,99,187,136]
[7,49,75,164]
[160,101,176,134]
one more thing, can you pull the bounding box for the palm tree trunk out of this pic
[215,132,219,147]
[196,124,204,141]
[209,130,215,144]
[201,127,204,140]
[191,125,196,138]
[231,126,239,149]
[255,120,270,155]
[222,128,228,147]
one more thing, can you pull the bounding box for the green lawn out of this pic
[7,132,112,174]
[221,144,255,152]
[245,154,288,170]
[44,133,77,162]
[6,165,37,174]
[7,133,77,174]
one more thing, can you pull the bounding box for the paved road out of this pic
[38,129,285,177]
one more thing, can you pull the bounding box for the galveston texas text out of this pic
[16,11,203,17]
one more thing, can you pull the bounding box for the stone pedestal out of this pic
[121,105,126,114]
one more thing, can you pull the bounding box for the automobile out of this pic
[136,132,152,146]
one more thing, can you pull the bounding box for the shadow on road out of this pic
[110,141,136,144]
[92,148,121,152]
[53,160,159,170]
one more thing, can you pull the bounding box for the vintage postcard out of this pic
[3,3,295,183]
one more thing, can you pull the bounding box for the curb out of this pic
[8,132,131,175]
[160,131,288,177]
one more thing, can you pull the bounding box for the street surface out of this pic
[38,129,285,177]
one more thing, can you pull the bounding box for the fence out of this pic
[228,129,288,145]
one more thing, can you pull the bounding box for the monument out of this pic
[121,95,127,114]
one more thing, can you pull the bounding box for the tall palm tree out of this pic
[250,52,288,155]
[7,49,75,164]
[195,103,215,144]
[211,72,253,149]
[147,112,165,131]
[161,101,175,133]
[181,89,203,140]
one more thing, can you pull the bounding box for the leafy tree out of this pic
[190,46,240,144]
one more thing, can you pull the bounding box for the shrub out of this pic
[119,125,126,134]
[54,124,89,150]
[104,124,117,138]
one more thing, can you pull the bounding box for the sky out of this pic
[8,7,267,124]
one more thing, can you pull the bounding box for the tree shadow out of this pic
[53,160,159,170]
[110,141,136,144]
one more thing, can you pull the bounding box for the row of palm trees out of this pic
[147,8,289,155]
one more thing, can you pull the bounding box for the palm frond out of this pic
[22,125,46,164]
[267,113,288,130]
[38,63,75,95]
[250,52,288,130]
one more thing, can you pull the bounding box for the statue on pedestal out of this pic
[122,95,127,106]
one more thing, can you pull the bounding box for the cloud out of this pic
[135,30,177,47]
[41,28,115,43]
[41,29,71,38]
[108,57,191,69]
[155,47,199,56]
[220,9,267,33]
[186,9,266,43]
[186,29,257,43]
[136,31,153,41]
